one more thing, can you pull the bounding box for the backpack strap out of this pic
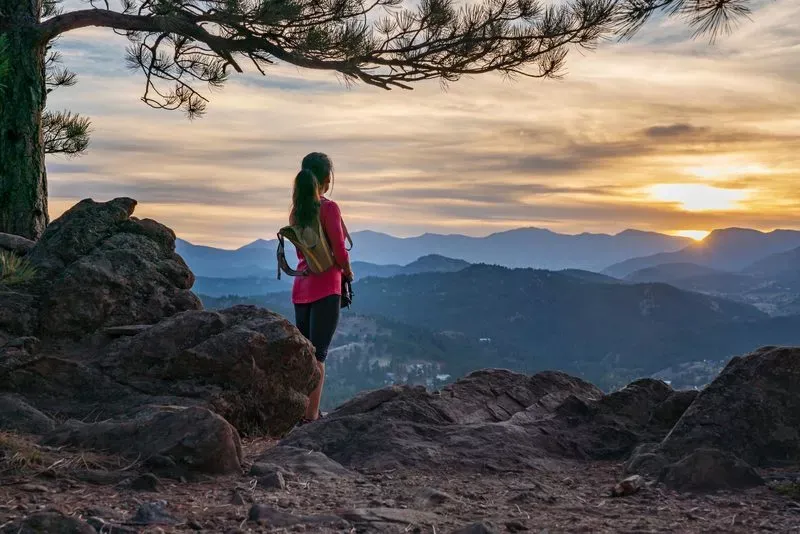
[276,232,310,279]
[341,218,354,252]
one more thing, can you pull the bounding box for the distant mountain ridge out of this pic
[192,253,471,297]
[604,228,800,278]
[178,227,691,278]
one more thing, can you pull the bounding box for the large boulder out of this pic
[280,370,688,471]
[26,197,201,338]
[0,306,320,437]
[660,448,764,492]
[653,346,800,468]
[96,305,320,435]
[42,406,243,474]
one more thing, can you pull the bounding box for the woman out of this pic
[291,152,354,425]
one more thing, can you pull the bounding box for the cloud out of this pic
[44,0,800,247]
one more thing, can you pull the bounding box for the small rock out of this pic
[451,520,499,534]
[0,510,95,533]
[131,501,181,525]
[505,520,529,532]
[130,473,160,492]
[144,455,177,470]
[19,483,49,493]
[414,487,454,508]
[83,506,125,521]
[230,490,247,506]
[611,475,644,497]
[188,519,203,530]
[258,471,287,490]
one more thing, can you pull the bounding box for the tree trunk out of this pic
[0,1,48,240]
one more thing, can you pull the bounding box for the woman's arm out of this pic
[321,201,353,279]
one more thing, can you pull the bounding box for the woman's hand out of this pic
[343,267,354,282]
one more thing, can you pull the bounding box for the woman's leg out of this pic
[304,294,341,420]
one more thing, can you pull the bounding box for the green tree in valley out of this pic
[1,0,754,239]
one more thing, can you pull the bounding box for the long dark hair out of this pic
[291,152,333,227]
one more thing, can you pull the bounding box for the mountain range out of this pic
[176,227,692,278]
[604,228,800,278]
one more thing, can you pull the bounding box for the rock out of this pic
[650,390,699,428]
[131,501,181,525]
[0,510,95,533]
[230,490,247,506]
[249,462,292,478]
[624,451,670,478]
[256,446,354,479]
[281,369,675,471]
[656,347,800,467]
[0,232,35,255]
[1,307,320,438]
[258,471,286,490]
[337,508,441,530]
[451,521,499,534]
[42,406,243,474]
[130,473,160,491]
[247,504,346,528]
[97,305,320,436]
[0,290,37,336]
[504,520,528,533]
[611,475,645,497]
[660,448,764,492]
[414,487,454,508]
[102,325,152,337]
[0,394,55,434]
[27,197,201,339]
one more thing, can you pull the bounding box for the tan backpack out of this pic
[276,217,352,279]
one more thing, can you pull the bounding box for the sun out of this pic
[673,230,710,241]
[648,183,752,212]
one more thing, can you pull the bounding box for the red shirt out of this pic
[292,198,350,305]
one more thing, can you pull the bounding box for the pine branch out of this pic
[42,111,92,157]
[36,0,757,117]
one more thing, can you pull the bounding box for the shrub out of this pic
[0,250,37,286]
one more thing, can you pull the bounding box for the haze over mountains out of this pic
[177,227,692,279]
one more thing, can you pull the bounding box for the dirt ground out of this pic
[1,434,799,533]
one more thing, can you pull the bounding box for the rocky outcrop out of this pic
[43,406,243,474]
[281,370,690,471]
[0,198,321,474]
[626,346,800,488]
[657,346,800,467]
[1,306,319,436]
[24,198,201,338]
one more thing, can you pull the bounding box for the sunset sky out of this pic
[48,0,800,248]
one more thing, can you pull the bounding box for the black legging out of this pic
[294,294,340,363]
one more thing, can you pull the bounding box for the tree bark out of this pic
[0,1,48,240]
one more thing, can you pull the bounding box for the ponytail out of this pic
[291,169,321,228]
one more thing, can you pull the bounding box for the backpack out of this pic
[276,215,353,280]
